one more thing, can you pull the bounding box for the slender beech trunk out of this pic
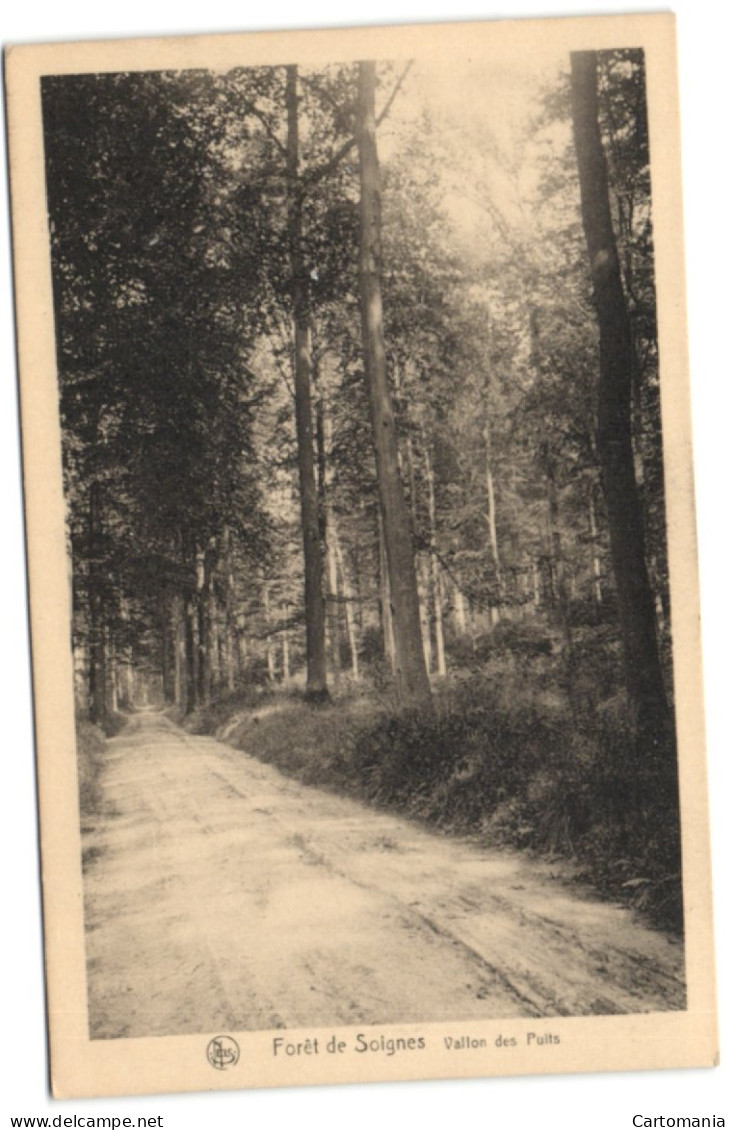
[318,393,344,677]
[588,484,603,607]
[325,518,341,676]
[316,383,340,673]
[74,641,88,715]
[114,663,125,712]
[222,527,236,693]
[532,557,541,608]
[115,597,129,710]
[403,436,433,671]
[172,592,183,707]
[160,593,176,703]
[225,614,236,693]
[282,606,291,682]
[105,629,118,714]
[544,449,575,684]
[543,454,580,717]
[315,377,328,547]
[483,421,501,569]
[417,556,433,672]
[453,583,467,634]
[88,611,107,723]
[421,428,446,676]
[571,51,669,746]
[263,581,276,683]
[354,523,365,634]
[482,420,502,625]
[196,549,211,707]
[209,575,221,696]
[469,602,478,652]
[357,61,431,706]
[333,528,360,679]
[545,453,562,604]
[286,65,329,702]
[236,613,248,677]
[184,594,197,715]
[432,563,446,676]
[377,507,396,671]
[125,659,135,712]
[88,480,107,725]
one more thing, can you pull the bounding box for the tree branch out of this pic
[376,60,414,129]
[299,60,414,196]
[242,100,287,157]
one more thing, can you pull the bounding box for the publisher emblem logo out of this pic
[207,1035,240,1070]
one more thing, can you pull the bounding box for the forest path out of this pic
[83,711,685,1039]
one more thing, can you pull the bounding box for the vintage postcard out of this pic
[5,11,717,1100]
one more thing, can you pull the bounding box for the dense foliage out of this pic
[43,50,681,928]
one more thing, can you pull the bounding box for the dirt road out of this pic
[82,712,685,1039]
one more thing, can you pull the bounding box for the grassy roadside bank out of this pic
[77,712,127,821]
[184,672,683,935]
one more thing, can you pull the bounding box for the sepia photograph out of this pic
[3,8,719,1105]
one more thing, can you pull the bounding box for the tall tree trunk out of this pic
[208,560,221,697]
[172,592,184,707]
[184,594,197,715]
[570,51,669,747]
[263,581,276,683]
[333,526,360,679]
[588,483,603,608]
[105,628,118,714]
[286,64,329,703]
[319,394,344,678]
[315,375,328,548]
[421,428,446,676]
[236,612,248,678]
[483,420,502,625]
[196,549,211,707]
[545,453,562,606]
[74,640,88,715]
[88,589,107,723]
[88,480,107,725]
[544,448,576,697]
[353,519,365,634]
[160,592,176,704]
[432,562,446,675]
[222,527,236,694]
[452,583,467,634]
[417,555,433,672]
[357,61,431,706]
[125,658,135,713]
[281,605,291,682]
[377,507,396,672]
[403,436,433,671]
[326,520,341,675]
[483,421,501,569]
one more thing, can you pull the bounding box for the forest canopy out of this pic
[42,49,682,928]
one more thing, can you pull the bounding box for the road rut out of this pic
[82,712,685,1039]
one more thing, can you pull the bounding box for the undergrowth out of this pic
[76,718,107,822]
[183,685,277,734]
[195,665,683,935]
[76,710,126,824]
